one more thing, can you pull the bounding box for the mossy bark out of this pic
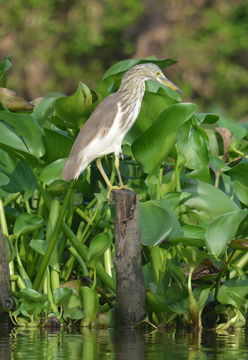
[113,189,146,327]
[0,229,13,311]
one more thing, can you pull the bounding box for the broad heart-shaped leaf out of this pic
[139,200,183,246]
[54,82,92,129]
[0,111,45,159]
[0,149,37,200]
[39,158,66,185]
[32,92,64,125]
[217,278,248,308]
[132,103,196,174]
[42,128,73,164]
[127,89,177,142]
[176,122,209,170]
[183,180,239,222]
[205,210,248,257]
[87,232,113,268]
[13,213,45,238]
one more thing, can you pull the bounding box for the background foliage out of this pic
[0,0,248,120]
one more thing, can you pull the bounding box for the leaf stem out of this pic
[33,181,75,290]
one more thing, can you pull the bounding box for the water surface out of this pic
[0,319,248,360]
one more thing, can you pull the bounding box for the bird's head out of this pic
[121,63,181,93]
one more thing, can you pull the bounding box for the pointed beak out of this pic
[158,76,182,94]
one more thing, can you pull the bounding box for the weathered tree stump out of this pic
[113,189,146,327]
[0,229,13,311]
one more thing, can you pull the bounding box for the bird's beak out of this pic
[159,76,182,94]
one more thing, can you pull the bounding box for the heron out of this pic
[62,63,180,196]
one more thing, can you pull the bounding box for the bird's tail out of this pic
[62,155,89,181]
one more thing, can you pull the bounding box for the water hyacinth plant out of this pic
[0,56,248,330]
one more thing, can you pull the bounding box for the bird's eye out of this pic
[156,71,162,77]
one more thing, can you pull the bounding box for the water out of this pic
[1,319,248,360]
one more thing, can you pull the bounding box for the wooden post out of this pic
[0,229,13,311]
[113,189,146,327]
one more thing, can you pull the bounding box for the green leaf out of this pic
[54,287,84,320]
[0,172,9,186]
[32,92,64,124]
[127,90,177,142]
[198,287,211,312]
[14,213,45,238]
[146,291,170,313]
[185,166,211,183]
[228,160,248,187]
[0,121,31,155]
[0,111,45,159]
[87,232,112,268]
[0,55,12,87]
[195,113,219,124]
[180,248,209,269]
[29,239,46,255]
[16,288,47,302]
[39,158,66,185]
[132,103,196,174]
[232,180,248,206]
[54,82,92,129]
[217,278,248,308]
[182,224,206,240]
[54,287,74,305]
[218,117,247,142]
[80,286,99,327]
[177,122,209,170]
[139,201,182,246]
[205,210,248,257]
[0,150,37,200]
[42,128,73,164]
[184,181,239,221]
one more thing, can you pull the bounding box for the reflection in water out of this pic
[0,315,11,360]
[0,318,248,360]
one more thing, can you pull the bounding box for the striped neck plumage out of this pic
[118,76,146,97]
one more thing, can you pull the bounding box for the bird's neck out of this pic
[118,77,146,98]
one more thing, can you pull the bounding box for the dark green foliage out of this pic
[0,57,248,330]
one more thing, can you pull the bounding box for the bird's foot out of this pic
[106,184,132,201]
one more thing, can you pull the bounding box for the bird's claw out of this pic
[107,184,132,201]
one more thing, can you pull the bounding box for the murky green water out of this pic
[1,320,248,360]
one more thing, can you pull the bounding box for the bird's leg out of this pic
[96,158,113,189]
[96,158,120,200]
[114,153,132,192]
[114,154,124,187]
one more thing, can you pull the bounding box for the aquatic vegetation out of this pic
[0,56,247,330]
